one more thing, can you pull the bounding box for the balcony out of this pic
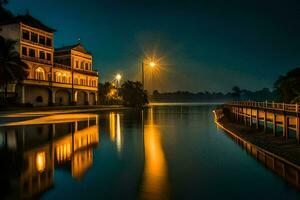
[23,78,98,91]
[53,63,98,77]
[53,63,71,70]
[74,69,98,77]
[21,38,53,49]
[21,55,52,65]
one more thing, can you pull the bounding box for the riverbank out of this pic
[217,117,300,166]
[0,105,131,125]
[214,109,300,189]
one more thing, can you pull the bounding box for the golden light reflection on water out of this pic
[109,113,123,153]
[36,151,46,173]
[140,108,169,200]
[0,113,100,198]
[109,113,116,141]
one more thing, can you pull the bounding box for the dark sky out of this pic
[6,0,300,92]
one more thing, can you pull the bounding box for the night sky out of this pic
[6,0,300,92]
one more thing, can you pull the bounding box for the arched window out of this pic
[62,74,67,83]
[81,61,84,70]
[74,78,78,84]
[55,72,62,82]
[35,67,45,80]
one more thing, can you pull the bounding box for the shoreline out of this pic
[214,111,300,189]
[0,105,132,125]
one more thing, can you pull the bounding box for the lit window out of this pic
[35,67,45,80]
[74,78,78,84]
[62,74,67,83]
[56,72,62,82]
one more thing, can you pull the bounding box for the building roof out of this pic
[55,43,91,55]
[0,14,55,33]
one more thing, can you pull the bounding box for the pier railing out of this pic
[228,101,299,113]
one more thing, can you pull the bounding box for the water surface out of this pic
[0,105,299,199]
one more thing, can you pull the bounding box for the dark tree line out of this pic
[150,87,277,103]
[274,68,300,103]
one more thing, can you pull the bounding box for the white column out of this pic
[74,91,78,103]
[95,92,98,105]
[86,92,90,105]
[52,89,56,104]
[21,85,25,104]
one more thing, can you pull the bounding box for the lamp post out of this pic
[115,74,122,87]
[48,70,53,106]
[71,66,74,105]
[141,60,156,90]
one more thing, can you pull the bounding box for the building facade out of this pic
[0,14,98,106]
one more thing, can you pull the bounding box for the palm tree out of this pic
[0,0,14,20]
[0,35,28,104]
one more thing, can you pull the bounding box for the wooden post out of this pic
[282,115,287,139]
[249,108,252,127]
[264,110,267,132]
[296,116,300,143]
[273,113,276,136]
[256,109,259,129]
[244,108,247,126]
[286,116,289,139]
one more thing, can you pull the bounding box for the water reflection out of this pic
[109,113,123,154]
[140,107,169,200]
[0,114,99,199]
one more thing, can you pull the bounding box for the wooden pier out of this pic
[226,101,300,143]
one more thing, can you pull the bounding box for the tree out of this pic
[0,36,28,103]
[274,68,300,103]
[0,0,14,20]
[231,86,241,100]
[119,81,148,107]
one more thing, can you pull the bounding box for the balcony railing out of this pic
[53,62,71,70]
[74,69,98,76]
[53,63,98,76]
[24,78,98,88]
[228,101,300,113]
[21,38,53,49]
[21,55,52,65]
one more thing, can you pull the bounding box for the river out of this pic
[0,104,299,199]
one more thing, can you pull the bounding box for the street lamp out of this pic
[149,62,156,68]
[142,60,157,90]
[115,73,122,87]
[115,74,122,83]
